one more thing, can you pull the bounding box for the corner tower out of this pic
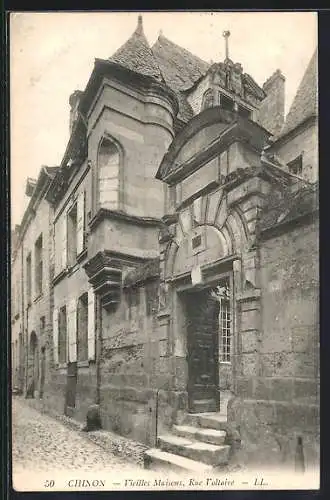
[81,15,178,308]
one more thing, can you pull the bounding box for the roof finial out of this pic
[223,30,231,61]
[136,14,143,34]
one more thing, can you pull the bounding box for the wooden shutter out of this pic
[68,298,77,362]
[87,288,95,361]
[53,307,59,366]
[76,191,85,255]
[54,221,61,275]
[61,213,67,270]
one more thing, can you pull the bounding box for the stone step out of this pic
[173,425,227,446]
[158,434,230,466]
[144,448,213,473]
[184,412,229,431]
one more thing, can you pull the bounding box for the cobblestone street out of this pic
[12,398,143,474]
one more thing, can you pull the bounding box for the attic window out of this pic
[288,155,303,176]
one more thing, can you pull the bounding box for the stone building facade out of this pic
[12,17,318,471]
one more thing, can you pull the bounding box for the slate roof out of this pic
[260,181,318,233]
[152,34,210,122]
[278,50,318,139]
[123,258,160,287]
[152,34,210,92]
[109,16,164,82]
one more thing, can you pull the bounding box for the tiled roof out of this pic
[109,16,164,82]
[278,50,317,139]
[152,34,210,91]
[260,182,318,233]
[152,34,210,122]
[123,258,160,287]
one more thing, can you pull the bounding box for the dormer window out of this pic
[201,89,214,111]
[238,105,252,119]
[220,93,234,112]
[288,155,303,176]
[219,92,252,119]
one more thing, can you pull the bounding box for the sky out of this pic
[10,11,317,227]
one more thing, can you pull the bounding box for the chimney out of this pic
[25,177,37,197]
[257,69,285,136]
[69,90,83,134]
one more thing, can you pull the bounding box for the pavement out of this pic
[12,397,143,474]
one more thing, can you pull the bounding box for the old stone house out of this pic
[12,16,318,471]
[11,167,58,397]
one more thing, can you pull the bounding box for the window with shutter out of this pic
[58,305,67,364]
[26,253,32,304]
[61,214,67,270]
[68,298,77,363]
[67,204,77,266]
[77,292,88,362]
[76,191,85,256]
[54,220,61,275]
[87,288,95,361]
[53,308,59,366]
[34,234,43,296]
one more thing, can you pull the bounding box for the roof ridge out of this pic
[277,48,317,139]
[152,34,210,69]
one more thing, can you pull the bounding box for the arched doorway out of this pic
[27,331,39,398]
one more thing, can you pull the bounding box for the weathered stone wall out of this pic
[99,276,186,445]
[272,123,318,183]
[19,198,54,397]
[229,217,319,470]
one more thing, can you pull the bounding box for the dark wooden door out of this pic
[185,288,220,413]
[65,362,77,417]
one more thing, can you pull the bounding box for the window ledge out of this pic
[77,248,87,264]
[56,363,67,370]
[77,360,89,368]
[34,293,43,304]
[220,361,231,365]
[67,262,80,276]
[53,268,68,286]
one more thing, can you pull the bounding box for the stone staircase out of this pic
[144,393,233,473]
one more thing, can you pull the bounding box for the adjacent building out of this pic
[11,17,319,471]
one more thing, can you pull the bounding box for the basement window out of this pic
[288,155,303,176]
